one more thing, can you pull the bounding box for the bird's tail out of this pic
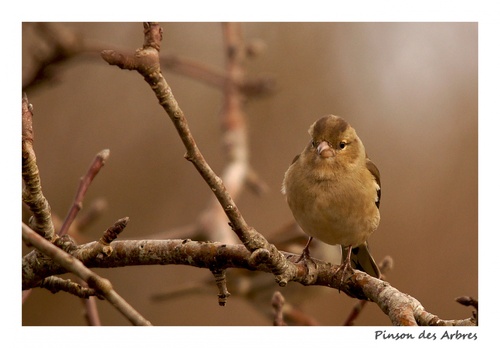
[343,242,380,278]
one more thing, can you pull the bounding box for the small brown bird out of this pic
[282,115,381,282]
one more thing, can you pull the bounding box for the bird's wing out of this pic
[365,157,381,209]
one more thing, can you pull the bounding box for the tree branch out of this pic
[58,149,110,236]
[23,23,276,98]
[271,291,287,326]
[22,223,151,326]
[22,237,476,326]
[22,22,477,327]
[101,22,293,284]
[145,23,269,247]
[344,255,394,325]
[22,94,56,242]
[39,276,102,299]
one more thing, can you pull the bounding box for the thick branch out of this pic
[22,223,151,326]
[22,95,56,242]
[22,237,475,326]
[344,255,394,325]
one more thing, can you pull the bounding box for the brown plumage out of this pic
[282,115,381,281]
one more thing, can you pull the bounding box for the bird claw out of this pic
[333,261,355,290]
[296,237,313,264]
[296,247,311,264]
[295,247,319,284]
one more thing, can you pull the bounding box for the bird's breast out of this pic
[285,167,379,247]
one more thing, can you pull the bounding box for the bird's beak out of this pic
[317,141,334,158]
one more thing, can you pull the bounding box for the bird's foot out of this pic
[296,247,311,264]
[295,245,318,283]
[333,260,355,290]
[295,237,314,264]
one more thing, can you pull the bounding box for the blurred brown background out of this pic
[22,22,477,326]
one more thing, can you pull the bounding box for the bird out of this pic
[282,115,381,284]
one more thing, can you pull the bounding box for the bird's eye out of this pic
[311,140,317,148]
[339,141,347,149]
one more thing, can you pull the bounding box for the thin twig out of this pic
[161,54,275,98]
[22,223,152,326]
[455,296,478,325]
[50,207,108,325]
[73,198,108,232]
[77,276,102,326]
[23,22,276,99]
[162,54,226,89]
[59,149,110,236]
[282,305,320,326]
[99,217,129,245]
[192,22,255,246]
[211,269,231,306]
[271,291,287,326]
[101,22,292,284]
[39,276,101,299]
